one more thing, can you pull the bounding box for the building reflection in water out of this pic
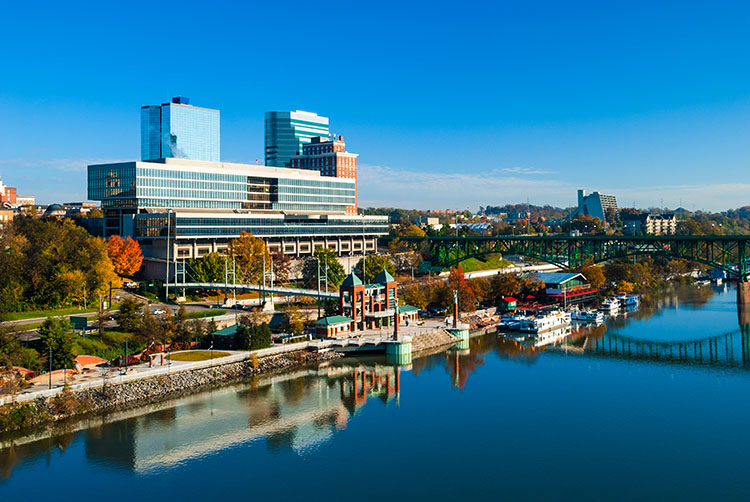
[0,361,404,477]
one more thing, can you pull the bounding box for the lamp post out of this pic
[48,347,52,390]
[125,337,129,373]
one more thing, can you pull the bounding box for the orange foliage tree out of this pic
[107,235,144,276]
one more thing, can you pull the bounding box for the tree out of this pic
[118,298,144,332]
[271,250,292,284]
[173,305,191,344]
[402,286,428,309]
[234,323,251,350]
[355,255,396,284]
[284,306,306,335]
[188,252,227,283]
[107,235,144,276]
[447,266,477,313]
[250,323,272,350]
[491,274,521,299]
[228,231,271,284]
[576,262,605,290]
[39,318,75,371]
[302,247,346,289]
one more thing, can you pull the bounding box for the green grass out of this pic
[182,309,227,319]
[72,330,144,361]
[4,307,98,321]
[168,350,231,361]
[459,254,513,273]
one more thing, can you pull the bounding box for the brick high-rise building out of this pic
[290,135,359,214]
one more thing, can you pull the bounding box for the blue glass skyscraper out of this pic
[265,110,329,167]
[141,97,220,162]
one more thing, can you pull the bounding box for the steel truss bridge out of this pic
[579,328,750,369]
[381,235,750,280]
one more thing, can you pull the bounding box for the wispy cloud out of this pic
[499,166,556,175]
[358,163,575,209]
[359,163,750,212]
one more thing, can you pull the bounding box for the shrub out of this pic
[250,324,272,350]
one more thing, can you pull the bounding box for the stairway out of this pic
[410,329,459,353]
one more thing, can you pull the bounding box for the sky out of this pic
[0,0,749,211]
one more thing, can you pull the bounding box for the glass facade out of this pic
[89,163,356,211]
[265,111,329,167]
[135,215,388,239]
[141,101,220,162]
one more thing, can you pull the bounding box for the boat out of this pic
[577,309,604,323]
[599,298,620,314]
[520,310,571,334]
[496,313,528,331]
[616,293,640,307]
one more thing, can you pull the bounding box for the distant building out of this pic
[265,111,329,167]
[290,136,358,214]
[0,177,34,207]
[623,213,677,235]
[141,97,220,162]
[573,189,618,222]
[0,208,13,225]
[417,216,440,228]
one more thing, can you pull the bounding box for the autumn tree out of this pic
[228,231,271,284]
[447,265,477,313]
[402,285,428,309]
[107,235,144,276]
[283,306,307,335]
[575,262,606,290]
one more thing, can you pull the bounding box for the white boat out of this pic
[578,310,604,323]
[599,298,620,314]
[616,293,640,307]
[512,325,573,347]
[520,310,571,334]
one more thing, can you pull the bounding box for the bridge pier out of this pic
[738,282,750,308]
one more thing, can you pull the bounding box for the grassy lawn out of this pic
[183,309,227,319]
[72,330,144,361]
[168,350,231,361]
[459,254,513,273]
[5,307,98,321]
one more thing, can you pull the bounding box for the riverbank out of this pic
[0,348,341,435]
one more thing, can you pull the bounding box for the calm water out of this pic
[3,284,750,501]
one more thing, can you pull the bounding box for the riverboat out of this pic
[496,313,528,331]
[599,298,620,315]
[616,293,640,307]
[520,310,571,334]
[572,309,604,323]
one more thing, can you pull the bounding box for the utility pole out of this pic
[48,347,52,390]
[317,258,321,319]
[125,337,129,373]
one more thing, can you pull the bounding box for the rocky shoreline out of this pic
[0,349,342,435]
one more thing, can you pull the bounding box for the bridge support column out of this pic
[738,282,750,313]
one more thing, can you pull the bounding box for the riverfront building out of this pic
[265,111,329,167]
[141,97,220,162]
[0,177,35,208]
[573,189,618,222]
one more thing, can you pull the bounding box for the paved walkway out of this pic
[1,342,311,406]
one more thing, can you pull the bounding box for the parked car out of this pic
[152,309,166,315]
[123,281,138,288]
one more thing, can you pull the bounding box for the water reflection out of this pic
[0,361,405,477]
[0,283,746,482]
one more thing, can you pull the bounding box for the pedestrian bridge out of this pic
[171,282,338,299]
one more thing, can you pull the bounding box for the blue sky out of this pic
[1,0,749,211]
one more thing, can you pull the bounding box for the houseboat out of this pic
[520,310,571,334]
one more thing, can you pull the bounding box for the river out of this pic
[2,283,750,500]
